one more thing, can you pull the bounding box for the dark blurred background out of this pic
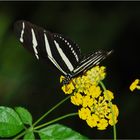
[0,1,140,139]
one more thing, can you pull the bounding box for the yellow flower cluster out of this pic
[60,66,119,130]
[130,79,140,91]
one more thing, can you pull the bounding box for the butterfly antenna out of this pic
[107,50,114,55]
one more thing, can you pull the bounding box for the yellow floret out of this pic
[86,114,99,128]
[130,79,140,91]
[71,92,83,106]
[78,107,91,120]
[104,90,114,101]
[97,119,108,130]
[61,81,75,94]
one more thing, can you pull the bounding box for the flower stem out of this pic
[13,130,26,140]
[34,112,78,130]
[13,95,72,139]
[99,81,117,140]
[33,95,71,127]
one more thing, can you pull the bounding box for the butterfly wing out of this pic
[51,33,81,74]
[72,50,113,76]
[14,20,81,75]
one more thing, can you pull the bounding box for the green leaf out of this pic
[0,106,24,137]
[38,124,88,140]
[23,131,35,140]
[15,107,32,125]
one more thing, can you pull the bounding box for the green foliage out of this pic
[23,131,35,140]
[0,106,24,137]
[0,106,87,139]
[38,124,87,140]
[15,107,32,126]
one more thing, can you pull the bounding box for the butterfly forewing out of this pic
[53,33,81,62]
[14,21,49,60]
[14,20,81,75]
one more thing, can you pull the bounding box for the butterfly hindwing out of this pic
[72,50,112,76]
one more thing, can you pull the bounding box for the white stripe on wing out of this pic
[44,33,67,75]
[54,40,74,72]
[73,53,104,73]
[31,28,39,59]
[20,22,25,43]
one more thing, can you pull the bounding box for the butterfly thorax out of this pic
[62,74,73,85]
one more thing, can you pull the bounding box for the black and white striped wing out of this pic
[72,50,112,77]
[14,20,81,76]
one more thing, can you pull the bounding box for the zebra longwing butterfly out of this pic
[14,20,112,84]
